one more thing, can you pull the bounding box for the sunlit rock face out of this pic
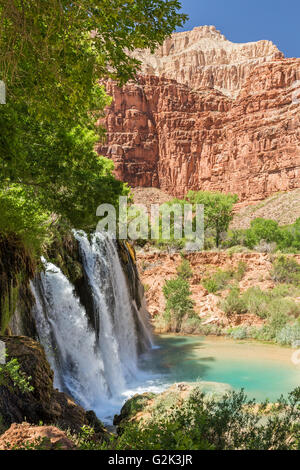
[133,25,284,98]
[97,26,300,202]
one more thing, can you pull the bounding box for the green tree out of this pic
[163,277,195,331]
[187,191,238,247]
[245,218,284,248]
[1,1,187,119]
[0,1,187,241]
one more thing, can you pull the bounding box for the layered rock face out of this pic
[134,25,283,97]
[98,27,300,202]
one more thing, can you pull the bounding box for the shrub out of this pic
[220,287,247,316]
[266,298,300,319]
[222,229,246,248]
[241,287,270,318]
[202,269,234,293]
[265,311,289,339]
[0,356,34,393]
[271,256,300,285]
[229,326,249,340]
[234,261,247,281]
[176,258,193,280]
[163,277,195,331]
[226,245,250,255]
[181,317,203,334]
[105,388,300,450]
[276,322,300,346]
[245,218,282,249]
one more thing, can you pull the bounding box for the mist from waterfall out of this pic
[31,231,154,422]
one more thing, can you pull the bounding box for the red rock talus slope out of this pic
[97,27,300,202]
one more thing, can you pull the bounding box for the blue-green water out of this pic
[138,335,300,402]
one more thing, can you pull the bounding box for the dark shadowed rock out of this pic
[0,335,107,437]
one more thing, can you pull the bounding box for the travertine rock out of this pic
[136,251,300,329]
[0,423,75,450]
[98,29,300,202]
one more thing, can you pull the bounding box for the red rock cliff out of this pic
[97,27,300,201]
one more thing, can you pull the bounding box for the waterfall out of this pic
[31,231,152,421]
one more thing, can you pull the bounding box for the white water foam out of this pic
[31,232,156,423]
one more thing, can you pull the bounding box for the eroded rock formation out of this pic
[134,25,283,97]
[97,27,300,202]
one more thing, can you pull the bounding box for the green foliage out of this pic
[0,1,187,247]
[241,287,274,319]
[0,356,34,393]
[222,284,300,322]
[1,1,187,117]
[222,229,247,248]
[228,326,249,340]
[176,258,193,280]
[72,425,100,451]
[187,191,238,247]
[220,287,248,316]
[104,388,300,450]
[271,256,300,285]
[242,218,300,253]
[245,218,283,248]
[202,269,234,293]
[0,185,50,253]
[234,260,247,281]
[163,277,195,331]
[203,262,247,294]
[276,321,300,346]
[181,317,203,335]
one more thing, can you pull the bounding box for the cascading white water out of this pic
[31,231,153,422]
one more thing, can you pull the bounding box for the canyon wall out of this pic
[97,26,300,201]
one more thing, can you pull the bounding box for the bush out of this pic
[271,256,300,285]
[266,298,300,319]
[222,229,246,248]
[202,269,234,293]
[163,277,195,332]
[226,245,250,255]
[104,387,300,450]
[181,317,203,334]
[238,285,300,320]
[234,261,247,281]
[276,322,300,346]
[240,287,270,318]
[245,218,283,249]
[0,357,34,393]
[176,258,193,280]
[229,326,249,340]
[220,287,247,316]
[202,262,247,294]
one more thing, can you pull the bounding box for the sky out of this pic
[176,0,300,58]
